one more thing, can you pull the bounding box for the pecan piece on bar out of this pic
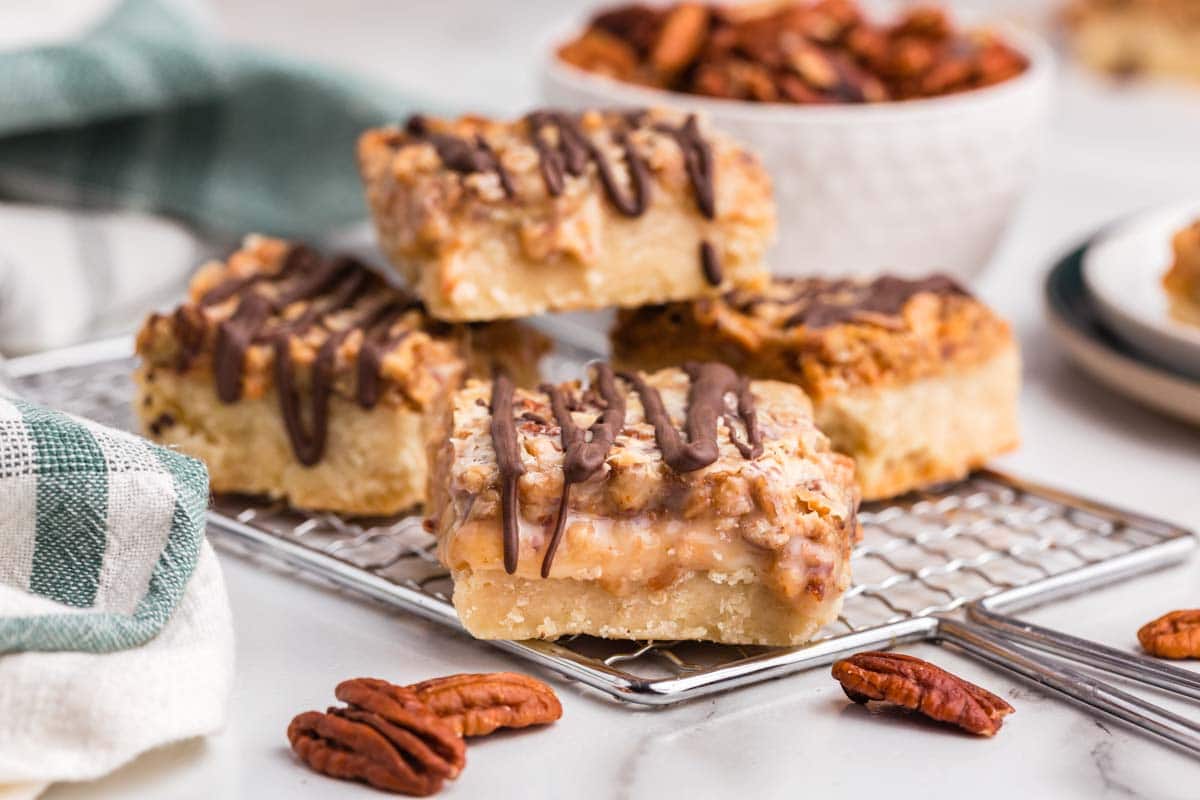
[409,672,564,737]
[288,705,457,797]
[1138,610,1200,659]
[832,652,1014,736]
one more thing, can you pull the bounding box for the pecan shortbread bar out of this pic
[357,109,774,321]
[428,363,859,646]
[135,235,547,515]
[1164,219,1200,327]
[612,275,1020,501]
[1066,0,1200,81]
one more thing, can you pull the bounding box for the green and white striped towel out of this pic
[0,395,231,791]
[0,0,423,239]
[0,394,209,653]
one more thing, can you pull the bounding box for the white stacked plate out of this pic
[1046,201,1200,426]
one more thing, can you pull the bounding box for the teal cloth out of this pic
[0,395,210,653]
[0,0,427,238]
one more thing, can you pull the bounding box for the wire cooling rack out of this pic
[6,336,1196,709]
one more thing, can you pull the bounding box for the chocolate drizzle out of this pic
[525,111,649,216]
[400,110,723,282]
[541,364,626,577]
[700,241,722,286]
[489,371,526,574]
[655,114,715,219]
[779,275,967,329]
[189,245,422,466]
[489,362,761,576]
[405,116,515,198]
[621,362,762,472]
[355,302,420,408]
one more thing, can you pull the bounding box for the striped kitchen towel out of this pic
[0,0,423,239]
[0,393,209,653]
[0,395,233,790]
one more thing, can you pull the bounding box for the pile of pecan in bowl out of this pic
[288,673,562,796]
[557,0,1028,103]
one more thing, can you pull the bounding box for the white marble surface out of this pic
[46,1,1200,797]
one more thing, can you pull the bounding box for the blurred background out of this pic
[1,0,1199,361]
[209,0,1050,110]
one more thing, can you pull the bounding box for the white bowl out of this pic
[542,27,1054,280]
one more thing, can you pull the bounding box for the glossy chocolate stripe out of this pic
[526,111,649,216]
[778,275,967,329]
[484,362,762,579]
[195,245,425,466]
[540,364,626,577]
[656,114,715,219]
[620,362,759,472]
[198,244,313,306]
[408,110,725,281]
[405,115,514,198]
[700,241,722,286]
[273,328,347,466]
[490,371,525,574]
[355,301,422,409]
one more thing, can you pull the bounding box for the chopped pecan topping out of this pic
[288,678,466,796]
[832,652,1014,736]
[1138,610,1200,659]
[558,0,1028,103]
[408,672,564,737]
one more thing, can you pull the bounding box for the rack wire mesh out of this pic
[7,337,1195,707]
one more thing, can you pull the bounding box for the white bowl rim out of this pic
[542,20,1054,124]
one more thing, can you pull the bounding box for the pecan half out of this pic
[557,30,640,81]
[651,3,709,76]
[1138,610,1200,659]
[832,652,1014,736]
[409,672,564,737]
[288,679,466,796]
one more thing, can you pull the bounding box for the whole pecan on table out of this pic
[289,679,466,796]
[408,672,564,737]
[831,651,1014,737]
[288,672,563,795]
[1138,610,1200,659]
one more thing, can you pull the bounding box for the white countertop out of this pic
[45,2,1200,797]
